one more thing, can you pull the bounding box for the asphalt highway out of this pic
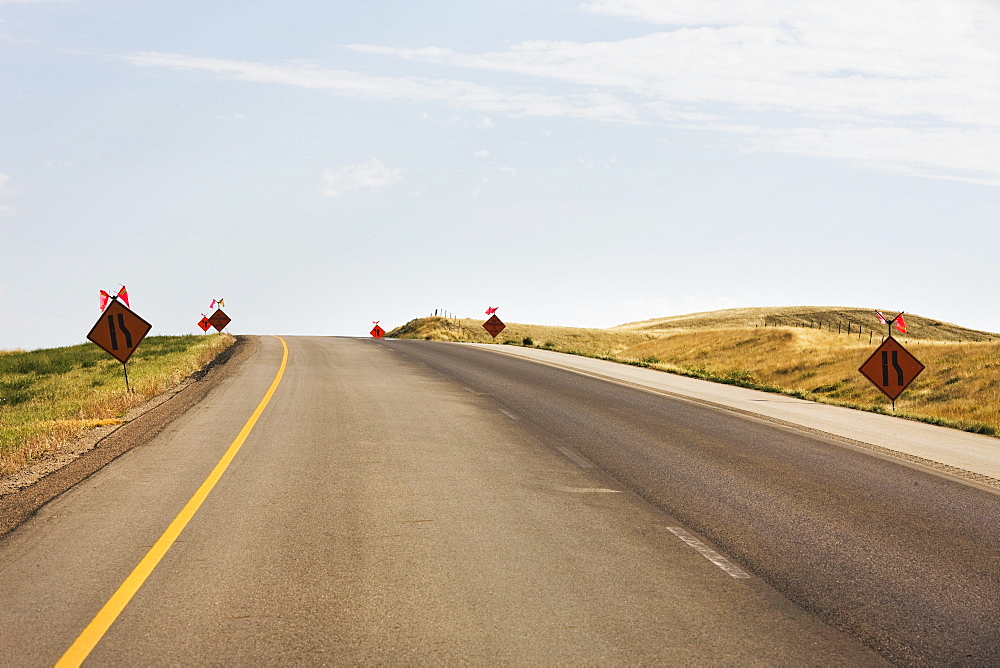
[389,339,1000,664]
[2,336,997,664]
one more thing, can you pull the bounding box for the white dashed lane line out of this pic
[556,447,593,469]
[667,526,751,579]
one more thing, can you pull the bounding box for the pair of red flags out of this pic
[99,286,129,310]
[485,306,498,315]
[875,310,907,334]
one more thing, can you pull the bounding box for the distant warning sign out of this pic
[207,309,231,332]
[87,299,152,364]
[371,325,385,338]
[859,337,925,401]
[483,314,506,339]
[197,316,211,332]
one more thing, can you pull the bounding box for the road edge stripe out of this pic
[55,335,289,667]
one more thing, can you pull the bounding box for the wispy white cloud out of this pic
[122,52,640,124]
[119,0,1000,186]
[319,158,402,197]
[350,0,1000,185]
[470,177,489,199]
[742,125,1000,187]
[473,149,490,158]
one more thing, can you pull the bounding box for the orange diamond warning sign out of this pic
[87,300,152,364]
[207,309,231,332]
[859,337,925,401]
[483,314,506,339]
[371,325,385,338]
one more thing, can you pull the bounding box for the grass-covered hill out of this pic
[615,306,996,342]
[387,307,1000,437]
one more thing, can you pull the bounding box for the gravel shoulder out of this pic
[0,335,258,538]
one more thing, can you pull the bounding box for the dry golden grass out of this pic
[0,333,235,476]
[615,306,996,342]
[389,309,1000,437]
[616,327,1000,424]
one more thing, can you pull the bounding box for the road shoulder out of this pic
[470,343,1000,492]
[0,335,259,538]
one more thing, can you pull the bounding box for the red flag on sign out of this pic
[893,314,907,334]
[100,286,129,310]
[485,306,498,315]
[875,310,888,325]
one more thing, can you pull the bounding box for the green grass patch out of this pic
[0,333,234,477]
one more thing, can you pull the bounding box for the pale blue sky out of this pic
[2,0,998,349]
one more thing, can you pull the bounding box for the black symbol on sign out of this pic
[106,313,134,351]
[881,350,903,386]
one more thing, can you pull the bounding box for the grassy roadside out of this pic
[388,315,1000,439]
[0,333,235,477]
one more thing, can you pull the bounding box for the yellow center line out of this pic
[55,336,289,667]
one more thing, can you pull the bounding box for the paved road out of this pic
[2,336,996,664]
[474,342,1000,485]
[396,340,1000,664]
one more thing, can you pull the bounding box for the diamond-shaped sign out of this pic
[859,337,925,401]
[483,314,506,339]
[197,317,211,332]
[371,325,385,338]
[207,309,231,332]
[87,300,153,364]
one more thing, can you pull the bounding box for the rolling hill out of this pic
[615,306,996,342]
